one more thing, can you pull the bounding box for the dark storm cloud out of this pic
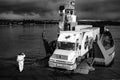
[76,0,120,20]
[0,0,53,14]
[0,0,120,20]
[0,0,62,19]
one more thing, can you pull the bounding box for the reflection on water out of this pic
[0,24,58,58]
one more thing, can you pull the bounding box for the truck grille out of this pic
[56,60,66,64]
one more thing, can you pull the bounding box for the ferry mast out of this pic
[59,0,77,31]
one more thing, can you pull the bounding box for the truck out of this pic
[49,28,100,70]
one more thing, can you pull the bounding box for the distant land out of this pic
[0,19,120,26]
[0,19,59,25]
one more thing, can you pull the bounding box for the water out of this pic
[0,24,120,80]
[0,24,58,58]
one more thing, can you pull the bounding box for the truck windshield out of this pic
[57,42,75,50]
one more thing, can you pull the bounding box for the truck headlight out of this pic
[49,58,55,62]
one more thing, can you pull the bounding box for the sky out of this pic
[0,0,120,20]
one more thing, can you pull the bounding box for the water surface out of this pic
[0,24,58,58]
[0,25,120,80]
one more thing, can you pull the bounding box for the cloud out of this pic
[0,0,63,19]
[0,12,41,20]
[76,0,120,20]
[0,0,120,20]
